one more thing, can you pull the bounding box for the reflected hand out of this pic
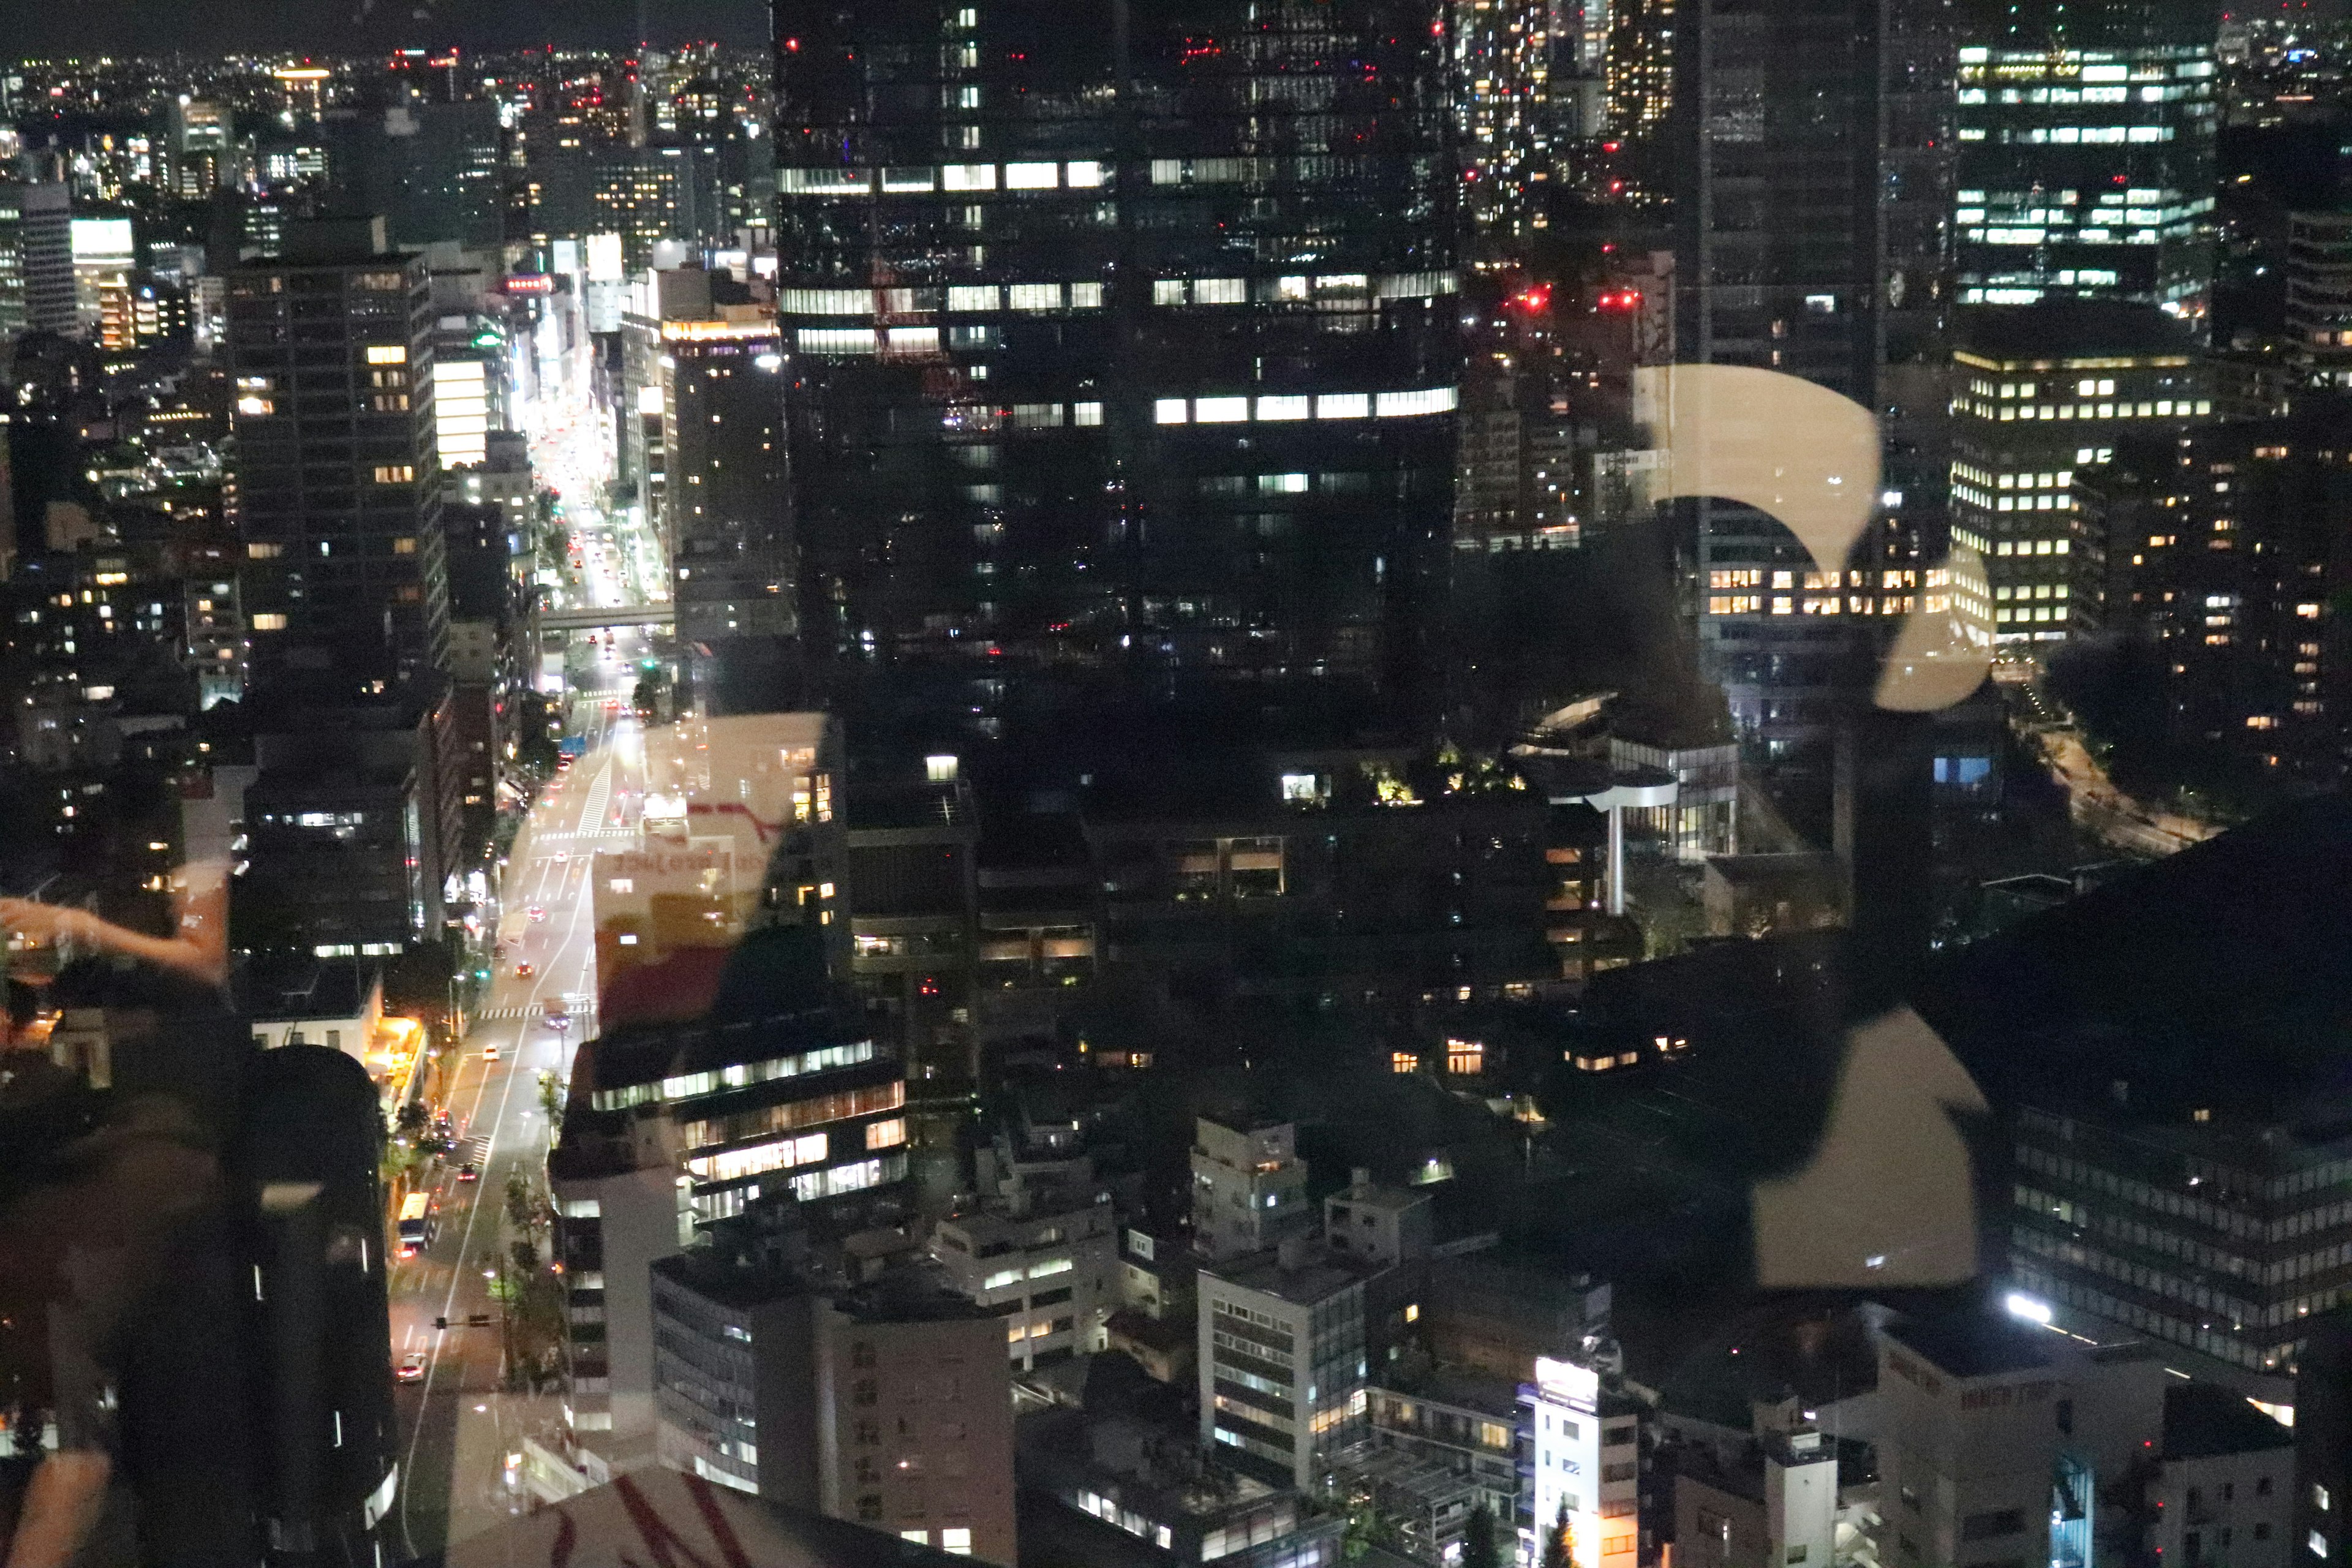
[0,899,96,949]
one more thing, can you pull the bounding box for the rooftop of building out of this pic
[1205,1243,1378,1306]
[1951,300,2196,366]
[2162,1381,2293,1461]
[1672,1427,1864,1506]
[236,956,379,1022]
[1701,851,1847,888]
[649,1250,990,1325]
[423,1466,971,1568]
[1883,1310,2056,1381]
[1918,792,2352,1138]
[1017,1365,1283,1521]
[846,778,971,834]
[1374,1360,1522,1420]
[650,1248,808,1313]
[587,926,873,1086]
[1327,1174,1431,1218]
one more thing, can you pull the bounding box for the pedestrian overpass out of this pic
[539,605,674,633]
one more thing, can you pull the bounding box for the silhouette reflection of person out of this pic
[1,859,232,1568]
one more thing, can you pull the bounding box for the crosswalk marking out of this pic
[473,1001,599,1022]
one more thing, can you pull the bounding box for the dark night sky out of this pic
[8,0,770,58]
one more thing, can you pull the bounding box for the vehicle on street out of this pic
[527,906,546,922]
[458,1163,478,1183]
[482,1044,501,1061]
[398,1193,435,1257]
[398,1353,427,1384]
[515,961,533,977]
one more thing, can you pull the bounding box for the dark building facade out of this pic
[225,217,448,687]
[1678,0,1956,762]
[1923,796,2352,1389]
[2075,407,2349,785]
[772,0,1459,734]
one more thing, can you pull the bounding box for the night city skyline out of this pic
[4,4,2352,1568]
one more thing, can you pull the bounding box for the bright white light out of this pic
[2005,1291,2052,1325]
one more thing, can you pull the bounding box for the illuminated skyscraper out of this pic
[774,0,1458,731]
[1953,0,2218,312]
[225,216,448,685]
[1453,0,1566,252]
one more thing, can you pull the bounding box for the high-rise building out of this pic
[1952,0,2218,312]
[225,216,448,686]
[772,0,1459,729]
[69,216,134,341]
[1678,0,1955,762]
[654,314,795,679]
[169,97,236,198]
[1945,301,2207,652]
[18,181,76,334]
[646,1255,1019,1562]
[2294,1313,2352,1568]
[1604,0,1678,206]
[1197,1242,1374,1490]
[2285,210,2352,388]
[320,99,505,251]
[2076,411,2348,780]
[1453,0,1566,254]
[0,181,26,334]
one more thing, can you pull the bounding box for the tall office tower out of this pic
[2286,210,2352,388]
[658,314,796,693]
[170,97,235,198]
[1453,0,1564,255]
[20,181,75,334]
[1678,0,1954,763]
[773,0,1458,733]
[1603,0,1678,206]
[2076,410,2348,778]
[320,98,507,252]
[0,182,24,334]
[1945,301,2206,653]
[1953,0,2218,312]
[618,265,796,703]
[2296,1313,2352,1568]
[225,217,449,687]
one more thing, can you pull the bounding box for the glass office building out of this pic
[773,0,1459,732]
[1953,1,2217,312]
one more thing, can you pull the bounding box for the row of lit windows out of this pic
[1962,398,2210,424]
[1707,595,1937,618]
[778,273,1450,318]
[1707,567,1902,590]
[1956,46,2215,75]
[1960,81,2198,105]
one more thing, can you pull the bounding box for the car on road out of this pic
[458,1163,478,1183]
[554,850,568,863]
[397,1353,428,1384]
[515,961,534,977]
[482,1044,501,1061]
[527,906,546,922]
